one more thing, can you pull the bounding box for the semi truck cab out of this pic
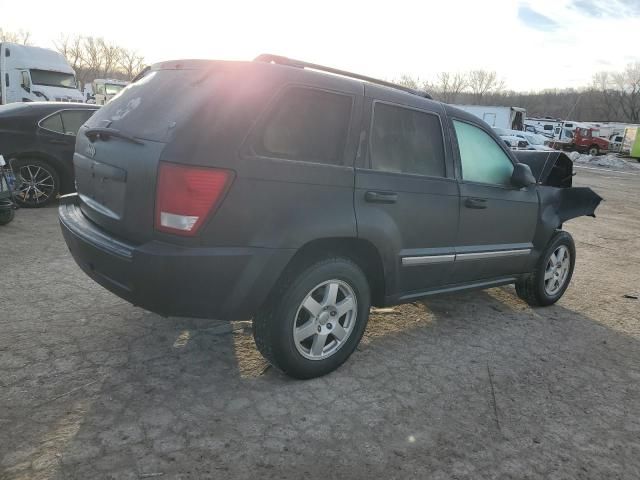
[0,43,84,105]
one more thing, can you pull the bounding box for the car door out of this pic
[355,90,459,300]
[37,108,97,158]
[449,118,538,283]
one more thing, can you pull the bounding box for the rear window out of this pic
[253,87,353,165]
[85,68,218,142]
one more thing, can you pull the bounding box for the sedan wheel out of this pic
[14,160,59,207]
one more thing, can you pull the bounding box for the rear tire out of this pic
[516,231,575,307]
[253,257,370,379]
[13,158,60,208]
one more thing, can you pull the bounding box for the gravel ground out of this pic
[1,166,639,479]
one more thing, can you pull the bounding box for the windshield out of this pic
[30,69,77,89]
[105,83,126,95]
[524,133,545,145]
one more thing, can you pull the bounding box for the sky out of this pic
[1,0,639,91]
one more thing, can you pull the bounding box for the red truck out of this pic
[550,125,609,156]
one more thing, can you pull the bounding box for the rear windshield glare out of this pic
[85,68,219,142]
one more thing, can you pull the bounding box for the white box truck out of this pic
[452,105,526,130]
[0,42,84,104]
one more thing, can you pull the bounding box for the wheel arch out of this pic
[277,237,386,307]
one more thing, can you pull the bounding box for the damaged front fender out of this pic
[515,150,603,223]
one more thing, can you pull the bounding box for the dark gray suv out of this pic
[59,55,601,379]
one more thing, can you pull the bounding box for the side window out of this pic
[370,103,446,177]
[40,113,64,134]
[96,83,105,95]
[255,87,352,165]
[60,110,96,136]
[453,120,514,186]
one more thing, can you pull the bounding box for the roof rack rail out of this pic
[254,54,432,100]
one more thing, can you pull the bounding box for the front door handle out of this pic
[365,191,398,204]
[464,197,488,209]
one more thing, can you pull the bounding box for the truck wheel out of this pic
[13,158,60,208]
[588,145,600,156]
[516,231,575,307]
[253,257,370,379]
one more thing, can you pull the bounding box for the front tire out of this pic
[13,158,60,208]
[253,257,370,379]
[588,145,600,156]
[516,231,575,307]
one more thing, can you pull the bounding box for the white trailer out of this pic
[0,43,84,104]
[452,105,526,130]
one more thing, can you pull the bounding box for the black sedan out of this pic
[0,102,99,207]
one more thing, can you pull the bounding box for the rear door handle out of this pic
[464,197,488,209]
[365,191,398,204]
[47,139,69,145]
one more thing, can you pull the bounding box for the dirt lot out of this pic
[1,166,639,479]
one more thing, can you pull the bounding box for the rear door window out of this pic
[40,113,64,133]
[60,110,96,136]
[453,120,514,185]
[370,103,445,177]
[254,87,353,165]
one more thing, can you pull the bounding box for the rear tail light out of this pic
[155,162,232,236]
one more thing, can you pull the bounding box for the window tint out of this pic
[370,103,445,177]
[453,120,514,185]
[40,113,64,133]
[60,110,95,136]
[256,88,352,165]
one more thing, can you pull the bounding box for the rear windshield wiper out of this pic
[85,127,143,145]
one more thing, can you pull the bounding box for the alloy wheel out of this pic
[16,164,55,205]
[293,279,357,361]
[544,245,571,296]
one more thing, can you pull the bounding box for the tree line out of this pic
[54,36,146,89]
[397,63,640,124]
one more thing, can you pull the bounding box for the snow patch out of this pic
[568,151,640,171]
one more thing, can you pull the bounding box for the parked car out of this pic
[495,128,555,151]
[0,102,99,206]
[500,135,530,150]
[59,55,602,379]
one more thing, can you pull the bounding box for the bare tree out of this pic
[0,28,31,45]
[55,35,142,89]
[591,63,640,123]
[119,48,146,80]
[54,35,84,70]
[467,70,505,104]
[395,74,422,90]
[431,71,468,104]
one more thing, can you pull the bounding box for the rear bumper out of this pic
[59,194,295,320]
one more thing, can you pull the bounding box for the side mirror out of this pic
[511,163,536,188]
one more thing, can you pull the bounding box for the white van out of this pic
[0,43,84,104]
